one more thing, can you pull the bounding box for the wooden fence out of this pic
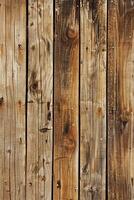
[0,0,134,199]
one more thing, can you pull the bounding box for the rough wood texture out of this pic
[1,1,134,199]
[80,0,106,199]
[0,1,26,199]
[108,0,134,199]
[27,0,53,199]
[53,0,79,199]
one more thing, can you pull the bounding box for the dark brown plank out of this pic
[53,0,79,199]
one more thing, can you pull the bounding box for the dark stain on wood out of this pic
[47,40,50,53]
[47,111,51,121]
[18,100,22,107]
[31,45,35,50]
[57,180,61,189]
[0,97,4,105]
[47,101,50,110]
[27,100,34,103]
[82,142,90,175]
[30,22,34,26]
[97,107,103,117]
[63,121,70,135]
[39,127,51,133]
[29,70,39,95]
[131,178,133,186]
[61,1,74,18]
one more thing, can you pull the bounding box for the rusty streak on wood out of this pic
[53,0,79,199]
[80,0,106,199]
[108,0,134,199]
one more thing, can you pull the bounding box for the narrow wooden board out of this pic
[53,0,79,199]
[27,0,53,199]
[0,0,26,199]
[80,0,107,199]
[108,0,134,199]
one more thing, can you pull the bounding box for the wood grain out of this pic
[26,0,53,199]
[108,0,134,199]
[0,0,26,199]
[80,0,106,199]
[53,0,79,199]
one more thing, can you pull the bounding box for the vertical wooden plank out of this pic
[53,0,79,199]
[0,0,26,199]
[80,0,106,199]
[27,0,53,199]
[108,0,134,199]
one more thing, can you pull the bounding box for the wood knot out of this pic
[120,110,130,128]
[63,136,76,153]
[18,44,23,50]
[97,107,103,117]
[47,101,50,110]
[29,71,39,96]
[31,45,35,50]
[0,97,4,105]
[82,163,88,175]
[63,121,70,135]
[67,26,77,39]
[18,100,22,107]
[47,111,51,121]
[39,127,51,133]
[29,182,32,186]
[57,180,61,189]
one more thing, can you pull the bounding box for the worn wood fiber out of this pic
[108,0,134,199]
[80,0,106,199]
[1,0,134,199]
[0,0,26,199]
[27,0,53,199]
[53,0,79,199]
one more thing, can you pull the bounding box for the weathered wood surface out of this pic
[27,0,53,199]
[108,0,134,199]
[53,0,79,199]
[0,0,26,199]
[80,0,106,199]
[1,0,134,199]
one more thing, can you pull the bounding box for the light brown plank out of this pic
[53,0,79,199]
[108,0,134,199]
[80,0,107,199]
[0,0,26,199]
[26,0,53,199]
